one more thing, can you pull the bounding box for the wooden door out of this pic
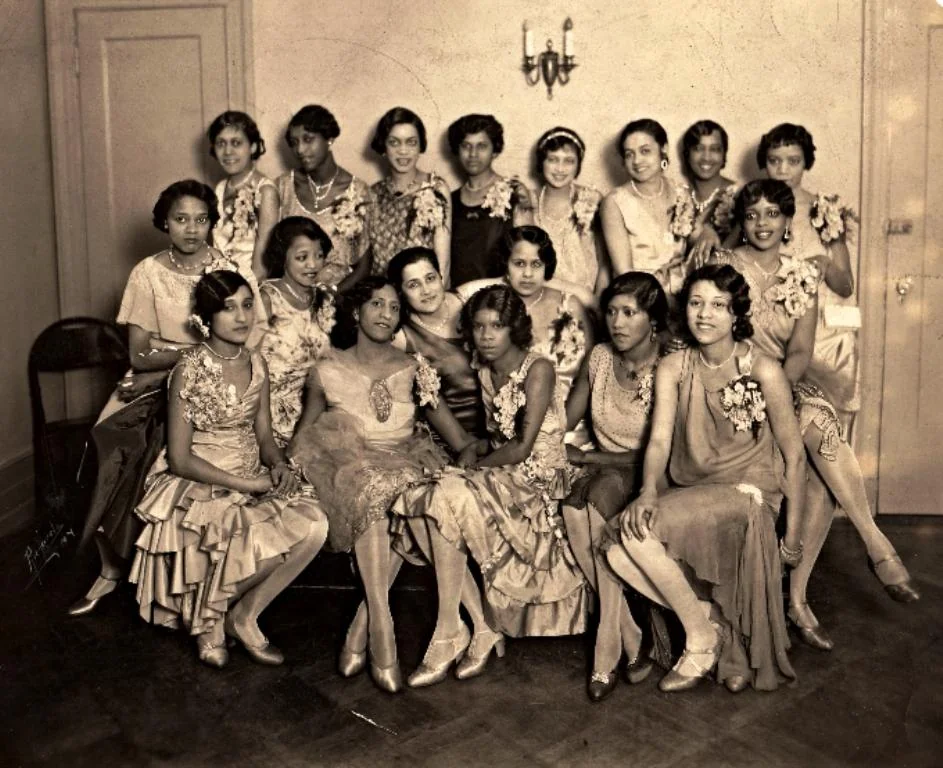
[859,0,943,514]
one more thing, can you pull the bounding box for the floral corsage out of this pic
[409,184,449,236]
[520,454,569,544]
[413,352,441,409]
[720,375,767,438]
[711,185,737,236]
[482,178,514,220]
[313,285,337,336]
[331,186,369,241]
[636,371,655,412]
[572,186,601,235]
[179,348,240,429]
[669,189,697,239]
[492,366,527,440]
[549,308,586,372]
[810,193,858,245]
[765,256,820,319]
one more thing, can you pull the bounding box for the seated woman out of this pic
[288,277,484,694]
[256,216,336,446]
[603,264,806,693]
[447,113,533,285]
[69,179,229,616]
[562,272,669,700]
[712,179,918,652]
[394,285,589,686]
[129,271,328,669]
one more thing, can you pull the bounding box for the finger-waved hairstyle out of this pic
[263,216,333,278]
[331,276,403,349]
[460,284,533,351]
[618,118,669,161]
[370,107,427,155]
[387,247,441,314]
[733,179,796,225]
[208,111,265,160]
[536,126,586,177]
[285,104,341,144]
[447,114,504,156]
[600,271,670,338]
[756,123,816,170]
[680,264,754,342]
[193,270,251,327]
[152,179,219,232]
[682,119,728,172]
[499,225,558,280]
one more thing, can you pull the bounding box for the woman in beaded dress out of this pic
[277,105,370,288]
[129,271,328,669]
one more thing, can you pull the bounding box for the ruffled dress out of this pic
[395,351,589,637]
[535,184,602,292]
[605,345,796,690]
[289,353,447,553]
[255,282,334,446]
[128,348,324,634]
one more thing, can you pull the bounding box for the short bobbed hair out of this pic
[600,272,670,338]
[733,179,796,226]
[208,111,265,160]
[681,119,728,172]
[370,107,427,155]
[536,126,586,177]
[331,276,403,349]
[285,105,340,145]
[756,123,816,170]
[447,114,504,156]
[499,225,558,281]
[193,270,251,327]
[679,264,754,342]
[263,216,333,278]
[387,246,441,301]
[618,118,669,161]
[152,179,219,232]
[461,284,533,352]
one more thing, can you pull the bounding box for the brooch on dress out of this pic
[369,379,393,422]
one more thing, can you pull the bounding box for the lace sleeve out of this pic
[412,352,441,409]
[116,258,160,332]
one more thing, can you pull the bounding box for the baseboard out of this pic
[0,453,36,538]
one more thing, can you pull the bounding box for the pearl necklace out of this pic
[698,343,737,370]
[523,287,545,309]
[388,176,420,197]
[630,177,665,201]
[202,341,243,361]
[306,167,339,207]
[538,185,574,224]
[167,245,211,272]
[281,278,314,307]
[226,169,255,198]
[753,254,782,278]
[411,310,450,335]
[691,186,720,214]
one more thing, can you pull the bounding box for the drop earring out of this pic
[783,227,791,244]
[660,158,669,170]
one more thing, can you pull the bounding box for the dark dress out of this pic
[449,189,511,285]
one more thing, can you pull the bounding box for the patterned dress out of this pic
[212,171,277,276]
[395,351,590,637]
[535,184,602,291]
[128,347,324,634]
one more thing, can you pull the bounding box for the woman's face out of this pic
[765,143,806,189]
[742,196,789,252]
[622,131,664,184]
[458,131,496,178]
[687,130,725,182]
[356,285,400,343]
[505,240,547,299]
[400,259,444,315]
[385,122,422,174]
[605,294,653,353]
[166,195,211,254]
[471,308,513,362]
[288,126,331,175]
[213,126,255,177]
[284,235,326,287]
[211,285,255,345]
[686,280,735,346]
[542,144,580,189]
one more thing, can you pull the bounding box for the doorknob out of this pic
[895,276,914,303]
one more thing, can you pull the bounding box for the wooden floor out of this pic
[1,518,941,767]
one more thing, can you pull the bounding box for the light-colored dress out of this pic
[535,184,602,291]
[781,198,860,413]
[128,347,324,634]
[289,353,447,553]
[118,254,206,345]
[255,282,334,446]
[606,345,796,691]
[606,179,686,280]
[212,171,277,276]
[395,351,590,637]
[277,171,370,286]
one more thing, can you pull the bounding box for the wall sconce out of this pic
[523,18,576,100]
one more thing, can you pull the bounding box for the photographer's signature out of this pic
[24,521,75,588]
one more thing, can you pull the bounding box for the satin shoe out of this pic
[370,660,404,694]
[455,629,505,680]
[224,615,285,666]
[624,654,655,685]
[67,575,119,617]
[408,624,471,688]
[787,604,834,652]
[724,675,750,693]
[870,554,921,603]
[658,630,721,693]
[338,644,368,678]
[197,639,230,669]
[587,670,618,702]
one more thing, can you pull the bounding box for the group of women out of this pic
[68,104,919,702]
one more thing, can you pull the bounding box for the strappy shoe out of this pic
[196,637,230,669]
[455,629,505,680]
[870,554,921,603]
[407,624,471,688]
[224,615,284,666]
[787,603,834,652]
[67,574,119,617]
[658,629,721,693]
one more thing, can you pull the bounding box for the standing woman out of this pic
[601,119,686,288]
[208,111,279,281]
[366,107,452,285]
[603,264,806,693]
[533,127,606,295]
[277,105,370,287]
[448,113,533,285]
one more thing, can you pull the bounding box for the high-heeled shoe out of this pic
[455,629,505,680]
[787,603,834,651]
[624,653,654,685]
[67,574,119,617]
[407,624,471,688]
[338,644,368,678]
[587,670,618,702]
[224,615,284,666]
[197,638,230,669]
[370,660,404,694]
[658,630,722,693]
[725,675,750,693]
[869,554,921,603]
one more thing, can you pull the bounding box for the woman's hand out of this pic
[566,444,586,465]
[270,463,299,497]
[625,489,659,541]
[690,225,722,269]
[509,177,534,212]
[117,370,167,402]
[457,439,487,470]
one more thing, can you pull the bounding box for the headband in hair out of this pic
[538,129,585,156]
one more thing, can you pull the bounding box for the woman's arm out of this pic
[478,357,555,468]
[510,182,535,227]
[564,353,591,431]
[253,360,299,496]
[128,324,189,372]
[754,356,806,550]
[782,292,818,384]
[573,448,643,467]
[252,184,279,281]
[337,250,371,293]
[289,367,328,449]
[433,178,452,288]
[425,400,478,454]
[600,193,633,277]
[570,294,596,356]
[820,239,855,298]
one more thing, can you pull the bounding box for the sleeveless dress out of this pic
[288,353,448,553]
[394,351,590,637]
[212,171,277,275]
[368,175,450,278]
[606,345,796,691]
[450,187,511,285]
[606,180,686,282]
[255,282,334,446]
[535,184,602,291]
[277,171,370,286]
[781,198,860,413]
[128,347,324,634]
